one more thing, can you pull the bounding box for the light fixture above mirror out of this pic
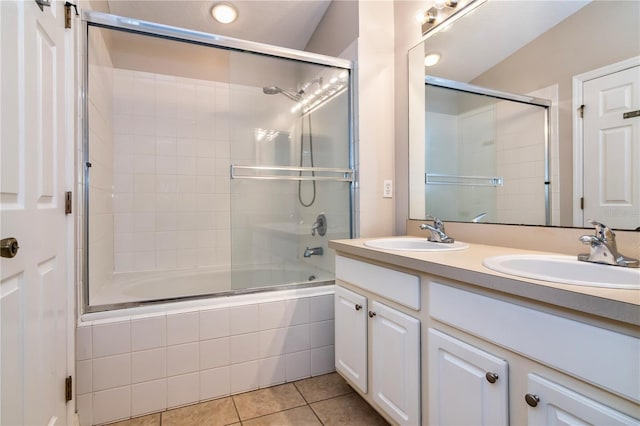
[420,0,485,36]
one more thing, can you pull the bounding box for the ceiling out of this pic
[105,0,333,51]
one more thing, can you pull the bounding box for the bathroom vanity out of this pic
[329,238,640,426]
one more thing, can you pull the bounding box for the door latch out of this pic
[1,237,20,259]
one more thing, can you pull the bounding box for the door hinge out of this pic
[64,2,79,29]
[578,104,585,118]
[580,197,584,210]
[65,376,72,402]
[65,191,72,215]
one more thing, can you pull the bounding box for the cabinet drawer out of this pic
[429,281,640,403]
[335,256,420,310]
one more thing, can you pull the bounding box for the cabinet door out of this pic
[428,329,509,426]
[371,301,421,426]
[527,374,639,425]
[335,285,368,393]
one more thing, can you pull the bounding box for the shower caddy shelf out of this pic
[231,165,354,182]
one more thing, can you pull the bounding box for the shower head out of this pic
[262,86,302,102]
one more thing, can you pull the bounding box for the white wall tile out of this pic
[167,312,199,345]
[230,361,259,394]
[131,348,166,383]
[200,367,230,401]
[93,353,131,391]
[229,304,259,335]
[259,301,285,330]
[131,316,166,351]
[285,350,310,382]
[311,346,335,376]
[167,372,199,408]
[93,386,131,425]
[200,307,229,340]
[167,342,199,376]
[93,321,130,358]
[259,356,286,388]
[76,326,92,361]
[310,320,334,349]
[77,392,92,426]
[131,379,167,417]
[200,337,229,370]
[286,325,310,354]
[259,328,287,359]
[285,298,310,326]
[230,333,260,364]
[76,360,92,395]
[309,295,334,322]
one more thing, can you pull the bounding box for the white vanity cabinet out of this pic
[428,279,640,425]
[428,328,509,425]
[334,256,421,426]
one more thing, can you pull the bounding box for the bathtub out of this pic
[87,263,333,312]
[77,284,337,425]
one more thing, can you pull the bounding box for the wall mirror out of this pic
[408,0,640,230]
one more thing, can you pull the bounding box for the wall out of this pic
[75,291,335,425]
[305,0,359,57]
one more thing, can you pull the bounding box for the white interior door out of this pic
[583,65,640,229]
[1,0,71,425]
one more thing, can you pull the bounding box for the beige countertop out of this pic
[329,238,640,327]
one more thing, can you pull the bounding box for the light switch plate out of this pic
[383,180,393,198]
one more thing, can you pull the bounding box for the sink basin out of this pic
[482,254,640,289]
[364,237,469,252]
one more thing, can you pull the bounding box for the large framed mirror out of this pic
[408,0,640,230]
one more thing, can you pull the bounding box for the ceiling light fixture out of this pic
[424,53,441,67]
[211,3,237,24]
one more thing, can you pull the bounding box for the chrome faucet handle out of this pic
[420,215,454,243]
[425,214,445,232]
[587,219,615,242]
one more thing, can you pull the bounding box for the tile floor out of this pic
[106,373,390,426]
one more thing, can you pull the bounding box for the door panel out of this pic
[1,0,70,424]
[334,285,367,393]
[583,66,639,229]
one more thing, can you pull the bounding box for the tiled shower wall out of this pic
[76,291,335,426]
[111,69,232,273]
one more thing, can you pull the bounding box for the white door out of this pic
[1,0,71,425]
[527,374,639,425]
[371,301,420,426]
[583,65,640,229]
[428,328,508,426]
[334,285,367,393]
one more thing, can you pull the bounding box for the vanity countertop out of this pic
[329,238,640,327]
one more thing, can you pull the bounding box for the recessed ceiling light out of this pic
[211,3,237,24]
[424,53,441,67]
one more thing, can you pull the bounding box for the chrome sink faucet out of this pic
[578,220,639,268]
[420,215,455,243]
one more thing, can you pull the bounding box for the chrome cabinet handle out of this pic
[525,393,540,407]
[485,372,499,383]
[368,311,376,318]
[354,304,362,311]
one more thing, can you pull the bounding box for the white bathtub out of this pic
[87,264,333,312]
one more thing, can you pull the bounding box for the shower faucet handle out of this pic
[311,213,327,236]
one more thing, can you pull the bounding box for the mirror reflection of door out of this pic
[580,64,639,230]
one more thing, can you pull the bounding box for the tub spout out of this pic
[304,247,323,258]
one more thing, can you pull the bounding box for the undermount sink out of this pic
[364,237,469,252]
[482,254,640,289]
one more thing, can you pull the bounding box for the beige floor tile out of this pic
[310,393,390,426]
[107,413,160,426]
[232,383,306,421]
[241,406,322,426]
[294,372,354,403]
[161,397,239,426]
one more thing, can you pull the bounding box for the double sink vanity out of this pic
[329,229,639,425]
